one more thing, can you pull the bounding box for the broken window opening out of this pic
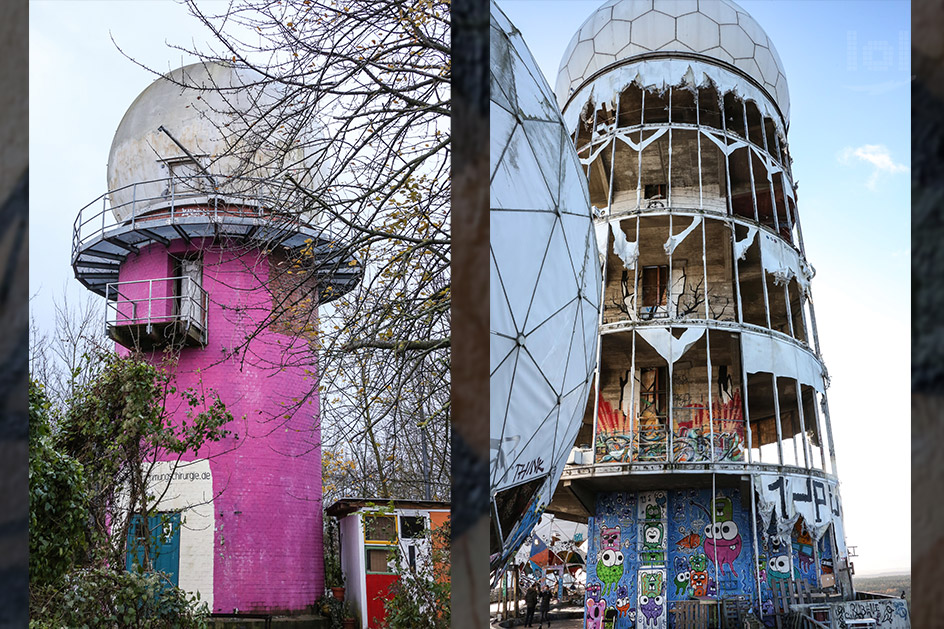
[746,371,778,465]
[638,366,668,462]
[728,146,753,220]
[587,137,614,208]
[617,83,644,128]
[722,92,745,139]
[603,218,639,324]
[745,100,765,149]
[670,129,700,208]
[765,272,791,335]
[671,86,698,126]
[640,265,668,319]
[643,88,669,125]
[698,84,722,130]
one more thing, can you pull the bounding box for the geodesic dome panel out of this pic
[490,0,602,573]
[554,0,790,121]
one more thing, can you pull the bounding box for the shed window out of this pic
[399,515,426,539]
[364,515,396,543]
[366,547,395,573]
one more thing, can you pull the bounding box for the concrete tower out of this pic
[72,62,360,613]
[545,2,854,624]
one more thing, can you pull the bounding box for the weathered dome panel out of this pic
[106,62,328,221]
[556,0,790,120]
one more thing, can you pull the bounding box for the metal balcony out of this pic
[105,276,208,350]
[72,175,362,304]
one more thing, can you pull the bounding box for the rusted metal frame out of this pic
[809,385,828,472]
[743,104,760,226]
[666,89,675,464]
[719,93,743,331]
[793,379,811,470]
[750,474,764,616]
[759,121,781,236]
[772,374,784,467]
[819,391,839,477]
[630,215,640,461]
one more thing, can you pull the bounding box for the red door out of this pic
[365,573,398,627]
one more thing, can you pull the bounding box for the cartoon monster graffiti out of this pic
[642,521,665,565]
[673,569,690,597]
[586,596,606,629]
[767,553,794,587]
[690,571,708,597]
[597,546,625,596]
[640,571,664,598]
[614,585,635,625]
[601,524,621,551]
[638,595,664,628]
[689,552,710,597]
[792,521,814,574]
[645,503,662,520]
[693,496,742,576]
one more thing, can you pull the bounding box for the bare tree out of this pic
[29,288,108,413]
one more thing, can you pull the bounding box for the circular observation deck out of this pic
[71,175,362,303]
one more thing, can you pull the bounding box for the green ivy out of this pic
[29,352,233,627]
[381,521,450,629]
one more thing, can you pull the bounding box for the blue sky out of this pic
[499,0,910,576]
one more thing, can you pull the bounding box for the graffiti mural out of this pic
[636,492,667,627]
[595,380,746,464]
[833,599,910,629]
[586,493,637,629]
[586,488,766,628]
[585,487,839,627]
[672,387,745,463]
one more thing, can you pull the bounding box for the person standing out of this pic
[524,583,538,627]
[538,584,552,628]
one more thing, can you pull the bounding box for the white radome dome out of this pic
[490,1,602,571]
[106,62,329,221]
[555,0,790,121]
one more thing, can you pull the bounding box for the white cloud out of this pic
[838,144,909,189]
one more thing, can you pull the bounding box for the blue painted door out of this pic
[126,512,181,586]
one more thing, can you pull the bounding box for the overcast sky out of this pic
[499,0,910,577]
[31,0,909,577]
[30,1,213,334]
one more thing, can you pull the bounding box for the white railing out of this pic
[104,276,208,336]
[73,174,323,257]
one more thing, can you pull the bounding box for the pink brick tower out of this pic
[72,62,360,613]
